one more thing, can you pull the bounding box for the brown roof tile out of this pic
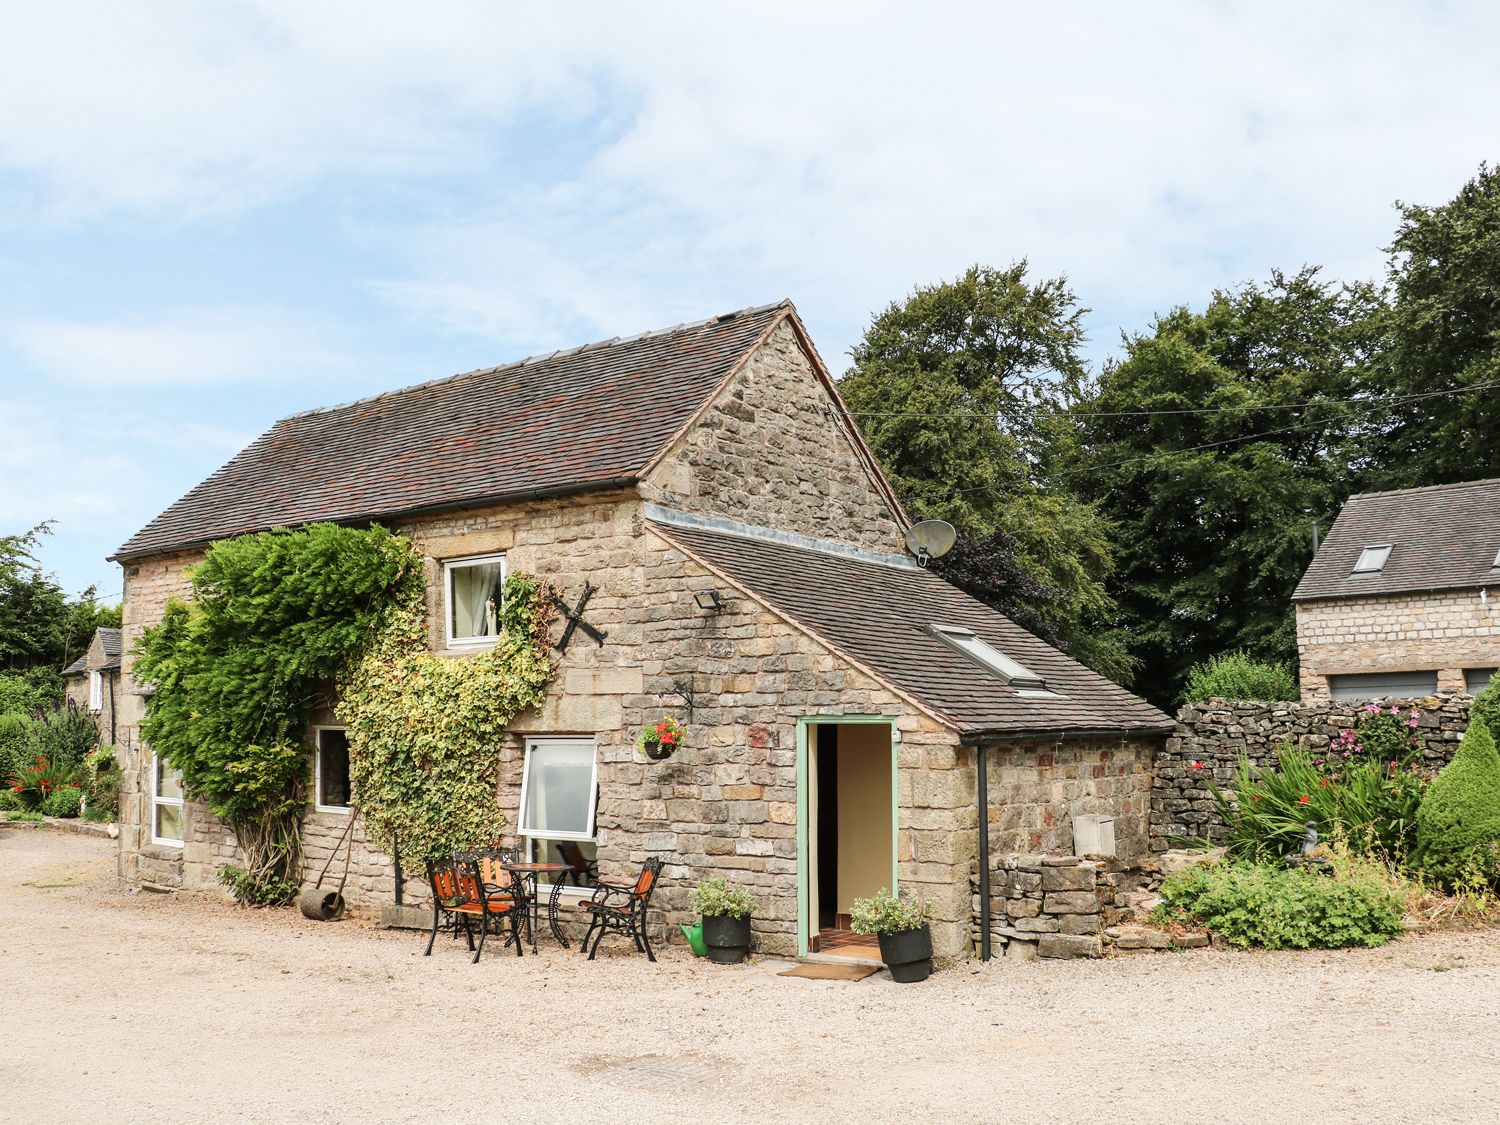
[650,516,1173,739]
[115,303,791,560]
[1294,477,1500,602]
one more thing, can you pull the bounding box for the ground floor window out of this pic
[1467,668,1495,696]
[518,737,598,887]
[314,727,351,812]
[152,753,184,846]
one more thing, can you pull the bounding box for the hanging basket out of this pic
[636,716,685,763]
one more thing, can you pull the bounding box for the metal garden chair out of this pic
[577,856,665,962]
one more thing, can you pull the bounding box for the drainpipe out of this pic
[107,672,117,745]
[977,744,991,962]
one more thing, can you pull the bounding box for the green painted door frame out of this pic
[795,715,899,957]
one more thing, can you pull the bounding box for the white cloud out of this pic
[8,306,350,388]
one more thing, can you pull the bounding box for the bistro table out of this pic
[500,861,571,952]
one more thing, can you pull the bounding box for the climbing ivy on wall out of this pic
[338,572,554,863]
[135,523,422,904]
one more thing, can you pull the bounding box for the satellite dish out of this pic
[904,520,957,568]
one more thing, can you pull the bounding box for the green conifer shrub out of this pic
[1413,719,1500,889]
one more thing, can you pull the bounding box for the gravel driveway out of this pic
[3,828,1499,1124]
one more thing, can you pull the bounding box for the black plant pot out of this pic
[700,913,752,964]
[876,924,933,983]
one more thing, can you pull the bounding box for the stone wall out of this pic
[968,855,1117,960]
[982,737,1157,861]
[640,319,906,552]
[1296,589,1500,701]
[1151,695,1473,849]
[62,630,121,746]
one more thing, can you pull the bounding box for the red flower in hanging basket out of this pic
[638,715,686,761]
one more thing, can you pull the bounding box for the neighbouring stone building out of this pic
[60,627,122,745]
[109,300,1171,963]
[1295,478,1500,703]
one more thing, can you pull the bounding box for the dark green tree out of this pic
[1076,268,1384,707]
[838,263,1133,680]
[1373,163,1500,487]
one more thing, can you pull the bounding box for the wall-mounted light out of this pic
[693,589,724,612]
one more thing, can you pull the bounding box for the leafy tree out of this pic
[1181,651,1299,704]
[839,263,1133,680]
[0,522,118,677]
[1076,268,1383,707]
[1372,163,1500,487]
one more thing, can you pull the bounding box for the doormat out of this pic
[778,962,880,981]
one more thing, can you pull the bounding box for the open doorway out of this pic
[805,720,895,955]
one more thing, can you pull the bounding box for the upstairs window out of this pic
[88,670,102,712]
[1353,544,1392,573]
[314,727,351,813]
[928,624,1048,692]
[444,553,506,647]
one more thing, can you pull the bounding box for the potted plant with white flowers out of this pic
[691,876,758,964]
[850,889,934,983]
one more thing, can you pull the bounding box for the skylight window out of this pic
[928,624,1047,691]
[1352,545,1392,574]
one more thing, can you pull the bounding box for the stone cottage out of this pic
[110,300,1171,962]
[1295,477,1500,703]
[61,626,122,744]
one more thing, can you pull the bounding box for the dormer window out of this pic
[444,553,507,647]
[928,624,1048,692]
[1353,545,1392,574]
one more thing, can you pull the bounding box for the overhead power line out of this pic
[830,378,1500,422]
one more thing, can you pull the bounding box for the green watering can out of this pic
[680,921,708,957]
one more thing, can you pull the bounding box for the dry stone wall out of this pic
[1151,695,1473,849]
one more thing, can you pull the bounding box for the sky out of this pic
[2,1,1498,603]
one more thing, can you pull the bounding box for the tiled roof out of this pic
[61,654,87,676]
[99,628,121,658]
[61,628,121,675]
[115,302,793,560]
[1294,477,1500,602]
[649,515,1173,740]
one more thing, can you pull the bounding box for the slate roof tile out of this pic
[650,518,1172,739]
[115,303,791,560]
[1294,477,1500,602]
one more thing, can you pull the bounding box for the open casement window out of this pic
[518,738,599,888]
[88,670,102,712]
[152,753,185,847]
[444,553,507,647]
[1352,545,1392,574]
[927,624,1052,694]
[314,727,351,813]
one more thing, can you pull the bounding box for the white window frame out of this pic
[313,725,352,814]
[151,752,185,848]
[442,552,508,649]
[1353,544,1392,573]
[518,736,599,844]
[928,624,1048,692]
[88,670,102,712]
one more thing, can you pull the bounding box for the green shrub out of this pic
[0,669,62,717]
[80,746,119,821]
[25,705,98,772]
[40,785,83,818]
[1181,651,1298,704]
[1154,862,1405,948]
[1413,719,1500,889]
[1472,683,1500,739]
[0,713,29,784]
[849,889,932,935]
[691,876,759,919]
[3,810,43,822]
[0,788,21,810]
[217,864,300,907]
[1213,747,1426,863]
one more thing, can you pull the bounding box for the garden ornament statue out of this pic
[1301,821,1319,855]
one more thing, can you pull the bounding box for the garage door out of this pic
[1468,668,1495,695]
[1328,671,1439,701]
